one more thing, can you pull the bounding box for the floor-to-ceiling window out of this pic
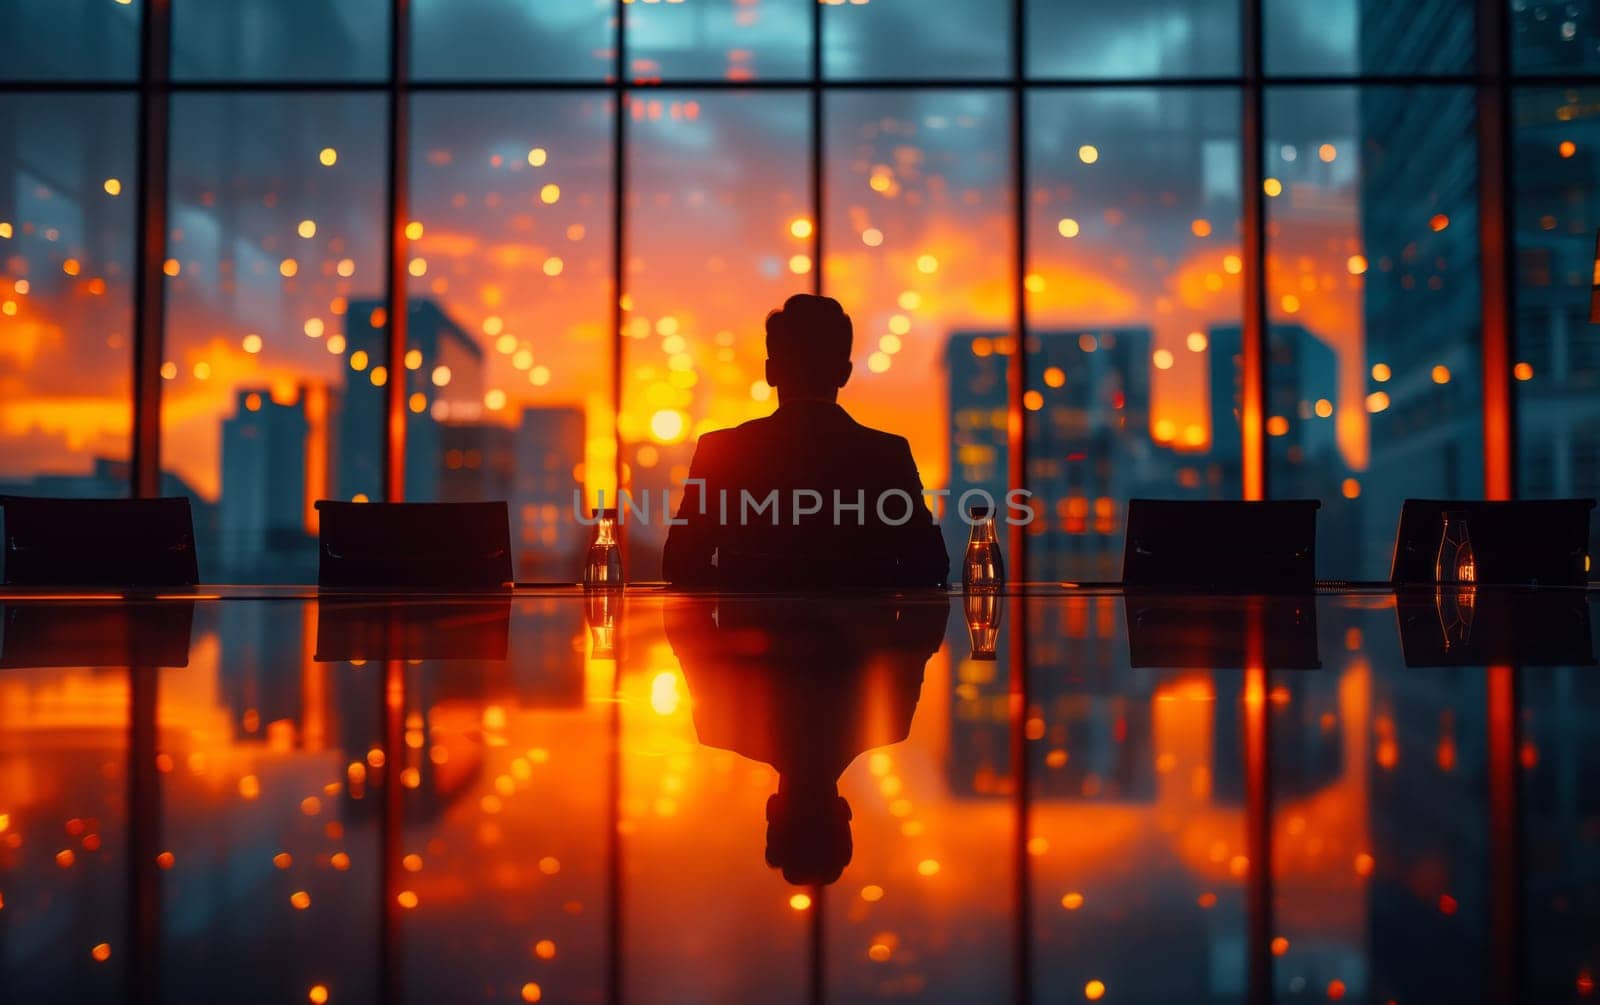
[0,0,1578,583]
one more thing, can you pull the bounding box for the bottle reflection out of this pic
[664,594,948,885]
[584,585,621,660]
[962,587,1003,661]
[1434,585,1477,653]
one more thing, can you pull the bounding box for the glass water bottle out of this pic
[584,508,623,587]
[1435,511,1476,584]
[963,504,1005,589]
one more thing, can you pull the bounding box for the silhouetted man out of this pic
[662,294,948,588]
[664,594,949,885]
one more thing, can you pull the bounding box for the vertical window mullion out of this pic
[381,0,411,501]
[131,0,171,498]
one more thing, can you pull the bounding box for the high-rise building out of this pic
[513,406,586,582]
[219,388,314,581]
[341,298,485,502]
[947,328,1198,582]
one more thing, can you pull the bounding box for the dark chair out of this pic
[1121,499,1321,591]
[314,500,512,589]
[0,495,199,587]
[1389,499,1595,586]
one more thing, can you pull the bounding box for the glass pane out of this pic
[622,600,809,1004]
[1512,1,1600,73]
[1028,0,1240,78]
[1025,88,1243,582]
[1265,86,1482,581]
[1265,0,1474,75]
[823,0,1007,79]
[163,93,389,584]
[1028,599,1250,1000]
[412,0,614,80]
[0,94,137,499]
[399,607,607,1003]
[824,90,1014,574]
[158,601,381,1002]
[0,663,130,999]
[620,92,810,581]
[1521,665,1600,1000]
[1512,87,1600,566]
[172,0,389,80]
[0,1,139,81]
[627,0,811,81]
[405,93,615,583]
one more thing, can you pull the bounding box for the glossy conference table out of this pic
[0,583,1595,1005]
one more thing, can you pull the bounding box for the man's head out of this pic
[765,294,853,401]
[765,784,853,886]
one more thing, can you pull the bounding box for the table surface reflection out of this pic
[0,585,1595,1005]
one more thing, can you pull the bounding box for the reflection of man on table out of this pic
[665,595,948,885]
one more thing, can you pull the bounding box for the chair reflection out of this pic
[664,594,948,886]
[0,599,195,668]
[1396,587,1595,666]
[312,596,512,662]
[1122,593,1321,669]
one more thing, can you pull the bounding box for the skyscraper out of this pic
[341,298,485,502]
[219,388,313,581]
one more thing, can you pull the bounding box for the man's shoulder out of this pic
[844,418,913,456]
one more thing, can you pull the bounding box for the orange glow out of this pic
[1432,365,1451,384]
[1318,143,1337,162]
[1514,361,1533,381]
[92,943,111,962]
[238,774,260,799]
[1429,214,1449,232]
[1263,177,1282,197]
[309,986,330,1005]
[290,891,311,910]
[1190,219,1211,237]
[1353,853,1374,877]
[1327,979,1346,1000]
[1560,140,1577,158]
[56,850,75,868]
[533,939,557,959]
[1085,980,1106,1000]
[917,859,941,876]
[397,890,419,910]
[788,218,813,239]
[1060,891,1084,910]
[861,885,884,902]
[789,893,812,911]
[273,852,292,869]
[1341,478,1360,499]
[1271,936,1289,956]
[520,984,542,1003]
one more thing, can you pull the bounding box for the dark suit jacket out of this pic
[661,400,950,588]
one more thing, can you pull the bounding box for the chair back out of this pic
[315,500,513,589]
[0,495,199,587]
[1122,499,1320,590]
